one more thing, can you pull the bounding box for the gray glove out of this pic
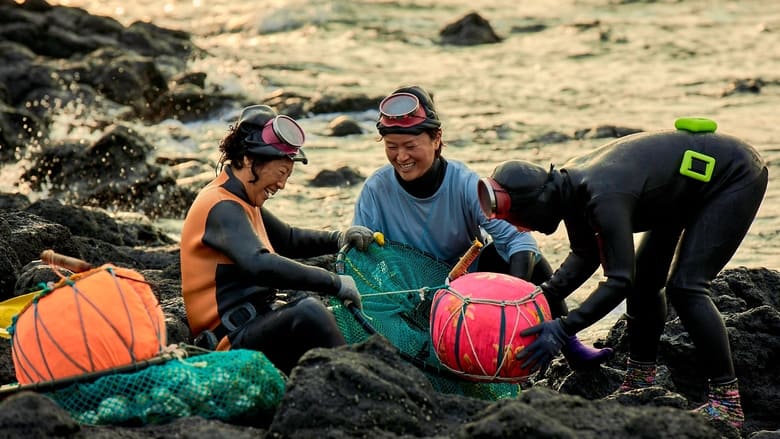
[337,274,363,310]
[338,225,374,251]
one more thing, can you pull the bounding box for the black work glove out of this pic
[338,226,375,251]
[336,274,363,310]
[516,318,569,375]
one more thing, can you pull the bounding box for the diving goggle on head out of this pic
[477,177,513,220]
[243,113,308,164]
[378,92,428,128]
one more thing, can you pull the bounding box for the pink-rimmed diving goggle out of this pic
[377,92,428,128]
[244,115,308,164]
[477,177,534,232]
[478,177,511,220]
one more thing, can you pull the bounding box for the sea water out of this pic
[13,0,780,341]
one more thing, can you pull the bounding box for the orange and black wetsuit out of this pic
[180,166,345,374]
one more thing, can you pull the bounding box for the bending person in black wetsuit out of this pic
[478,125,768,428]
[180,104,375,375]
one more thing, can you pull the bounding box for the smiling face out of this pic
[383,131,441,182]
[235,156,294,207]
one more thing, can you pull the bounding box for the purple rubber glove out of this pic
[562,336,614,370]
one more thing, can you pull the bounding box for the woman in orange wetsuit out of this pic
[180,105,375,375]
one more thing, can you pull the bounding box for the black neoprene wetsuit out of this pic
[180,166,345,374]
[540,130,768,382]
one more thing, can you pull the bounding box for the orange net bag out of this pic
[10,264,166,385]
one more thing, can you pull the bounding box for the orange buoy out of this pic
[11,264,166,385]
[430,272,552,382]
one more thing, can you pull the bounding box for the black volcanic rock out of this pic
[0,207,777,437]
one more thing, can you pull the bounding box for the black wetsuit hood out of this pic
[490,160,565,234]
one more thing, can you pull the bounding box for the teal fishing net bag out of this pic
[37,348,285,426]
[330,240,519,400]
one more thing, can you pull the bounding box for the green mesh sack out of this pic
[331,240,519,400]
[38,347,286,426]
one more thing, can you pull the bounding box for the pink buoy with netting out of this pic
[430,272,552,382]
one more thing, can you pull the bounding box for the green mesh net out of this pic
[331,240,519,400]
[32,348,286,425]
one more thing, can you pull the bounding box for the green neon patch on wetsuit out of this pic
[674,117,718,133]
[680,150,716,182]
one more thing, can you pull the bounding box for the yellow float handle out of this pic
[447,239,483,282]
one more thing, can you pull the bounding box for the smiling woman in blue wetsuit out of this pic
[351,85,612,370]
[479,120,768,428]
[180,105,375,375]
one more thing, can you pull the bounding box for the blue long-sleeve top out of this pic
[352,159,540,267]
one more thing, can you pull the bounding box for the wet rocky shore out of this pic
[1,201,778,438]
